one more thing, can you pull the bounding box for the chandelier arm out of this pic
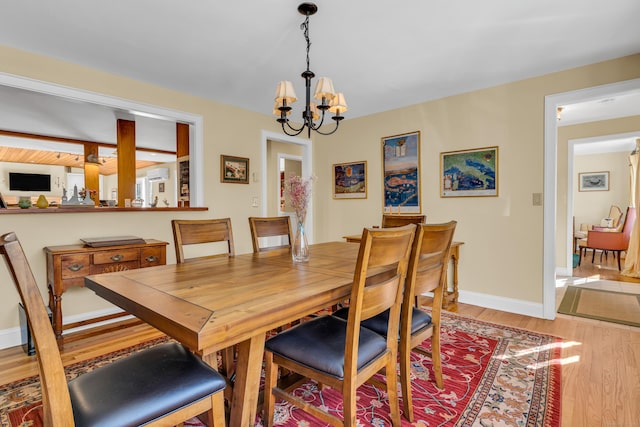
[311,120,340,136]
[281,121,306,137]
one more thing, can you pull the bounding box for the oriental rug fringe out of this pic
[0,312,562,427]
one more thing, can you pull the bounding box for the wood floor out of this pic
[1,303,638,426]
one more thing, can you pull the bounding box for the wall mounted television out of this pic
[9,172,51,192]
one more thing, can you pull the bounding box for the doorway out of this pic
[543,78,640,319]
[260,130,313,243]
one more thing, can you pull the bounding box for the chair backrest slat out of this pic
[172,218,235,263]
[381,214,426,228]
[0,232,74,426]
[248,216,293,253]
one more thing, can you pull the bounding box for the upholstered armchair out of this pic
[579,207,636,270]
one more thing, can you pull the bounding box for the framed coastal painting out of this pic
[382,131,421,213]
[440,146,498,197]
[579,171,609,192]
[220,155,249,184]
[333,161,367,199]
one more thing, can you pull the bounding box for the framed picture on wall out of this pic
[382,131,421,213]
[333,161,367,199]
[220,155,249,184]
[579,171,609,191]
[440,146,499,197]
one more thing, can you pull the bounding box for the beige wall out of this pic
[0,43,639,342]
[574,152,631,228]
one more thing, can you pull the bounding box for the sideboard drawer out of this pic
[61,254,91,279]
[140,246,164,267]
[93,248,140,265]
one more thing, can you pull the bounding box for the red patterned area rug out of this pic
[0,312,562,427]
[252,311,562,427]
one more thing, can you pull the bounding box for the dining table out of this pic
[84,241,361,427]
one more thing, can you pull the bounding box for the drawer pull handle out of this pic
[67,263,84,272]
[145,255,158,262]
[110,254,124,262]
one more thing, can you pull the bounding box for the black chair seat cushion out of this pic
[68,342,226,427]
[264,315,387,379]
[333,307,432,338]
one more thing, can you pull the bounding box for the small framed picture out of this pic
[221,155,249,184]
[333,161,367,199]
[158,182,165,193]
[579,171,609,192]
[440,146,498,197]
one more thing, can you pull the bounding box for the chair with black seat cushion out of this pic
[0,232,226,427]
[334,221,456,421]
[172,217,235,263]
[263,224,416,427]
[381,214,426,228]
[248,216,293,254]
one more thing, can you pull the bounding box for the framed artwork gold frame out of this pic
[220,155,249,184]
[333,161,367,199]
[440,146,499,197]
[382,131,421,214]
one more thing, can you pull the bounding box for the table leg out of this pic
[48,283,63,348]
[229,333,266,427]
[443,245,460,308]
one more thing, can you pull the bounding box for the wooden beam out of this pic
[176,123,190,207]
[117,120,136,207]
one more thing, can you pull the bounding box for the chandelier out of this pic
[274,2,347,138]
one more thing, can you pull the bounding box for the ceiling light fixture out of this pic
[274,2,347,138]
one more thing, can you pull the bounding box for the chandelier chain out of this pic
[301,16,311,73]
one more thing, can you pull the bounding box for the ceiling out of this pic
[0,1,639,158]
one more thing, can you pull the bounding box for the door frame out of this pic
[260,130,313,243]
[543,77,640,319]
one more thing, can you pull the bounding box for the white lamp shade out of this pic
[314,77,336,101]
[328,92,348,114]
[275,81,297,104]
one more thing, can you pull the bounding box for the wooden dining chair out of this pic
[0,232,227,427]
[172,217,235,263]
[381,213,426,228]
[333,221,457,421]
[248,216,292,253]
[263,224,416,427]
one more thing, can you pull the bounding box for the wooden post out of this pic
[83,142,100,204]
[117,119,136,207]
[176,123,190,207]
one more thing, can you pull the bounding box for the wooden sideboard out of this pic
[44,239,168,347]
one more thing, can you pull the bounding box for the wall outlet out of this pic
[251,197,259,207]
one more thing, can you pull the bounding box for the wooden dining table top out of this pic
[84,241,361,427]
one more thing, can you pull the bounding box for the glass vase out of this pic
[292,211,309,262]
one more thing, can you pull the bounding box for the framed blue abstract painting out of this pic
[382,131,421,213]
[440,146,498,197]
[333,161,367,199]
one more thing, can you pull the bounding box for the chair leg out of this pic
[384,353,402,427]
[343,381,359,427]
[400,347,414,422]
[431,331,443,390]
[263,351,278,427]
[617,250,622,270]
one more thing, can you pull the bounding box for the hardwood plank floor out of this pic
[1,303,638,426]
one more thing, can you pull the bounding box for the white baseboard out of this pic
[458,290,545,318]
[0,307,133,351]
